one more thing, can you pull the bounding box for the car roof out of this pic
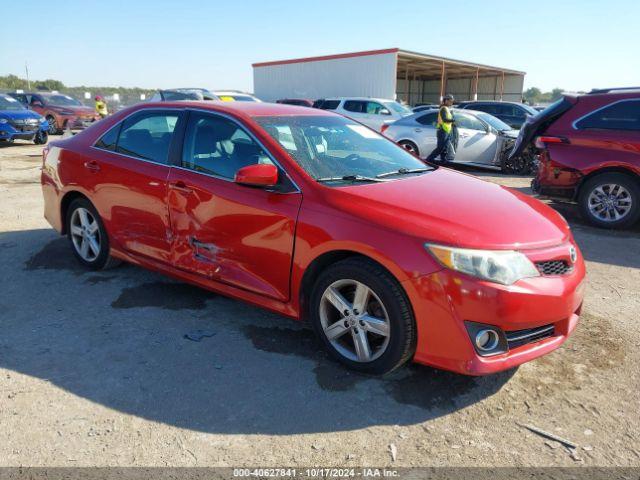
[138,100,333,117]
[323,97,395,102]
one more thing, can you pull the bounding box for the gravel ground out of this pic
[0,140,639,468]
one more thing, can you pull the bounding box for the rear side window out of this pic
[95,125,119,151]
[472,104,497,115]
[416,112,437,126]
[317,100,340,110]
[575,100,640,131]
[116,112,180,164]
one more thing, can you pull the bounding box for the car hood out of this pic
[324,168,570,250]
[0,109,43,121]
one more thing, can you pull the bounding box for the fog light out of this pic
[475,329,500,352]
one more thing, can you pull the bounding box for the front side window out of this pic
[317,100,340,110]
[575,100,640,131]
[255,115,429,184]
[471,104,496,115]
[43,95,83,107]
[116,112,179,164]
[343,101,366,113]
[181,113,272,179]
[454,112,486,131]
[366,102,387,115]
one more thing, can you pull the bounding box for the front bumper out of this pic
[0,122,47,141]
[403,242,586,375]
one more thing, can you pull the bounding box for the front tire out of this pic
[578,173,640,229]
[34,130,48,145]
[309,258,416,375]
[66,198,119,270]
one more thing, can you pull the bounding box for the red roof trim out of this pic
[252,48,400,68]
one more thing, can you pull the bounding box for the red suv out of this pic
[41,101,585,376]
[511,88,640,229]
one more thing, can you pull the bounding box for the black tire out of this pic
[34,129,48,145]
[398,140,420,158]
[578,172,640,229]
[46,115,60,135]
[66,198,120,270]
[309,257,416,375]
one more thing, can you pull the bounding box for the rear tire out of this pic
[399,140,420,158]
[309,257,416,375]
[578,172,640,229]
[66,198,120,270]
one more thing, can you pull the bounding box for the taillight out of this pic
[534,136,569,148]
[381,124,389,134]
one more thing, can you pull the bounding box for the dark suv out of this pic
[510,88,640,229]
[457,101,538,129]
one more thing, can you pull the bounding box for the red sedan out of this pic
[41,101,585,375]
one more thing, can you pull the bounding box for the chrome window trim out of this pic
[89,106,301,193]
[182,108,301,193]
[90,107,184,166]
[572,98,640,130]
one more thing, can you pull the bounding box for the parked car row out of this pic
[149,88,262,103]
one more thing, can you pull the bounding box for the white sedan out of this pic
[382,108,520,171]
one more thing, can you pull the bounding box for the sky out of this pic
[1,0,638,93]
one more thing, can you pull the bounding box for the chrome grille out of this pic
[536,260,573,276]
[506,324,555,349]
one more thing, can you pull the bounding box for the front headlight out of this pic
[0,118,8,124]
[426,243,540,285]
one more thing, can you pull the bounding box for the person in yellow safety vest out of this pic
[426,94,456,164]
[95,96,108,118]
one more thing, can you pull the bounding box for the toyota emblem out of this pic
[569,246,577,264]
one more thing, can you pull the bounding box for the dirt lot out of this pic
[1,139,639,468]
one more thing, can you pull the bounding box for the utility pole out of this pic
[25,62,31,90]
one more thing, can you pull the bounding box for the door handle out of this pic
[83,160,100,172]
[169,181,193,194]
[414,128,422,132]
[460,133,470,138]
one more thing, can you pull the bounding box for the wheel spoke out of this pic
[79,238,89,258]
[352,282,370,314]
[324,287,352,315]
[351,329,371,361]
[78,209,90,228]
[88,237,100,256]
[87,220,99,235]
[324,321,350,340]
[70,225,83,237]
[361,314,389,337]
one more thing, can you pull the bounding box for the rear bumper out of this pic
[403,243,586,375]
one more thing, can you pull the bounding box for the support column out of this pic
[500,71,505,101]
[473,67,479,101]
[439,61,446,102]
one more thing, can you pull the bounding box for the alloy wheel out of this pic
[46,116,57,135]
[69,207,101,262]
[319,279,390,363]
[587,183,633,222]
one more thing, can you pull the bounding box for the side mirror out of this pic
[234,163,279,188]
[379,108,391,116]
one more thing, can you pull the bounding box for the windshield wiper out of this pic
[375,167,432,178]
[315,175,388,184]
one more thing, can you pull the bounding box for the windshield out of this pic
[45,95,83,107]
[255,115,429,184]
[477,112,512,131]
[0,94,26,111]
[384,101,412,115]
